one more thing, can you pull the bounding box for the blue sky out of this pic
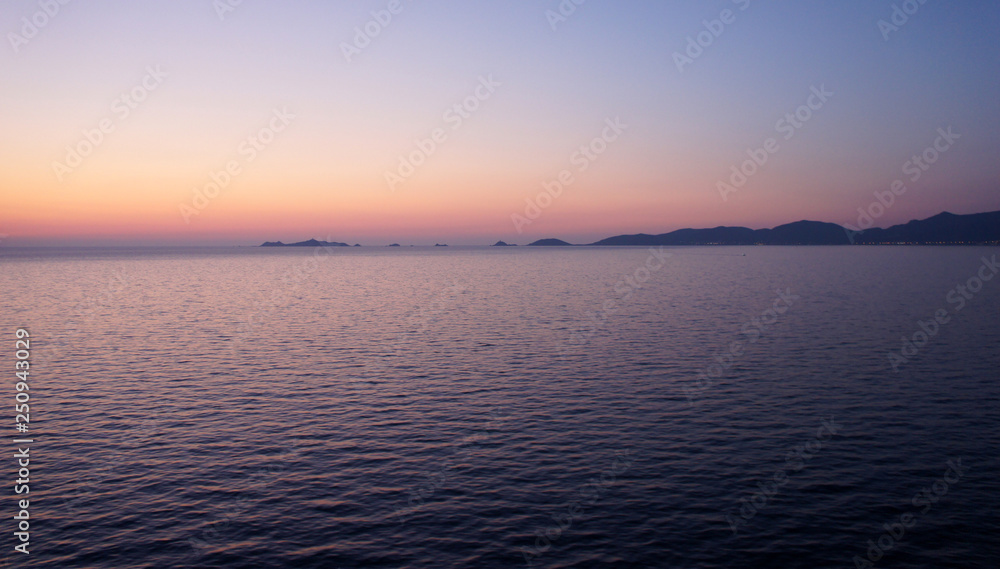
[1,0,998,244]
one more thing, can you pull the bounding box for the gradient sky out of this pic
[1,0,998,245]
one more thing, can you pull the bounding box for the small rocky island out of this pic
[261,239,350,247]
[527,238,573,246]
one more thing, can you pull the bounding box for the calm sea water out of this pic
[1,246,998,569]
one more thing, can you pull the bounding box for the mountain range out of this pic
[528,210,1000,246]
[259,210,1000,247]
[261,239,354,247]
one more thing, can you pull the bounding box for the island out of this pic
[259,210,1000,249]
[527,238,573,246]
[261,239,350,247]
[512,210,1000,247]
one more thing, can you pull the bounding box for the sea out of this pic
[1,245,998,568]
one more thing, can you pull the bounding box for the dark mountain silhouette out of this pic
[260,210,999,248]
[760,221,849,244]
[589,221,850,246]
[527,238,573,246]
[261,239,350,247]
[849,211,1000,244]
[585,210,1000,246]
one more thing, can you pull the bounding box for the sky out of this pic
[1,0,998,246]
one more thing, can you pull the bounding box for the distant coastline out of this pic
[260,209,1000,247]
[261,239,353,247]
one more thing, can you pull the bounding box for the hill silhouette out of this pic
[259,210,1000,248]
[527,238,573,246]
[847,211,1000,244]
[587,210,1000,246]
[261,239,350,247]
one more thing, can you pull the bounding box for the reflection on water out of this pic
[1,246,997,568]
